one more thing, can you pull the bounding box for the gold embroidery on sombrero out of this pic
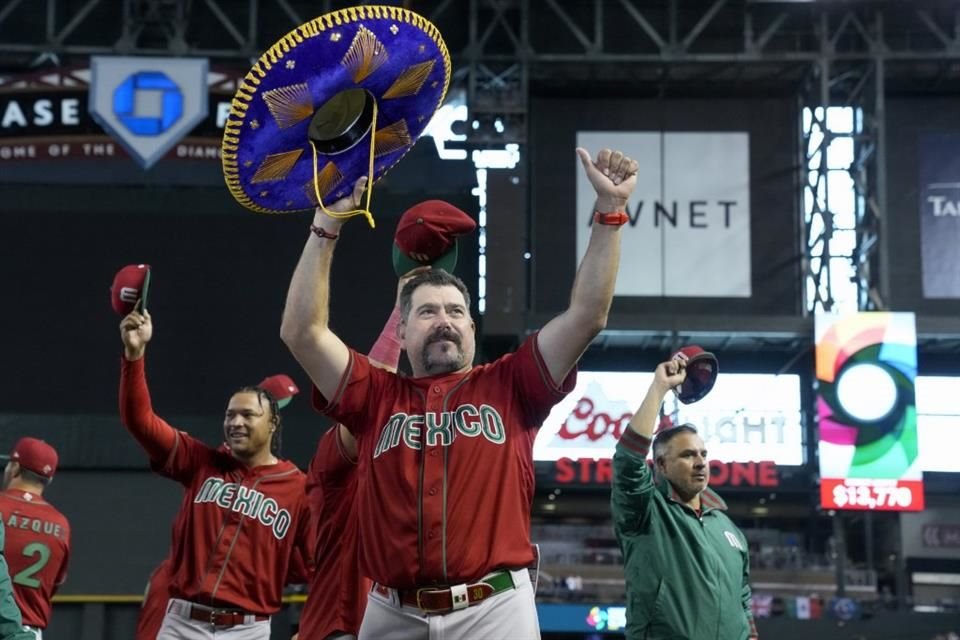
[373,120,412,158]
[220,5,453,214]
[262,83,314,129]
[302,163,344,205]
[383,60,436,99]
[341,25,388,83]
[251,149,304,184]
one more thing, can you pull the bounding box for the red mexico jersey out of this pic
[297,428,370,639]
[0,489,70,628]
[315,333,575,588]
[156,432,310,615]
[120,358,313,615]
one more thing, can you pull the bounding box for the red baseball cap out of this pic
[3,437,59,478]
[257,374,300,410]
[110,264,152,315]
[392,200,477,276]
[672,345,719,404]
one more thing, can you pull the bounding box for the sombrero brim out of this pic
[392,242,458,277]
[222,6,451,214]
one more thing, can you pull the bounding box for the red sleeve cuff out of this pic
[311,350,356,415]
[530,331,577,397]
[619,429,651,456]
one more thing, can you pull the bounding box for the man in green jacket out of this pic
[612,353,759,640]
[0,521,34,640]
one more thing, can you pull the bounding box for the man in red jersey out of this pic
[133,375,306,640]
[281,145,638,638]
[0,438,71,640]
[296,269,417,640]
[120,307,313,639]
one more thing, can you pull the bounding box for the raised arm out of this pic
[119,308,177,460]
[611,357,686,533]
[626,355,687,441]
[337,268,422,457]
[281,179,368,402]
[537,148,639,385]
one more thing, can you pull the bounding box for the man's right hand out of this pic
[120,308,152,361]
[652,354,688,394]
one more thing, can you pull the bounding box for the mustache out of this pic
[426,328,462,347]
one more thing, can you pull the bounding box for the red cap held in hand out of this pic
[110,264,152,315]
[672,345,719,404]
[392,200,476,276]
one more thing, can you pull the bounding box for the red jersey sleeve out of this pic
[506,332,578,427]
[119,356,177,462]
[153,431,218,486]
[311,350,390,436]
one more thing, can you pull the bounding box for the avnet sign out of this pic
[576,131,751,298]
[533,371,804,466]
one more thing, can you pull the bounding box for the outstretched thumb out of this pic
[352,176,369,202]
[575,147,593,173]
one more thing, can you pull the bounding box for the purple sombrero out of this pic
[222,5,451,215]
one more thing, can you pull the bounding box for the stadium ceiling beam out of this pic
[1,1,960,64]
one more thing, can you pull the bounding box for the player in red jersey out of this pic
[296,271,415,640]
[120,308,313,639]
[133,374,305,640]
[281,146,638,638]
[0,438,70,640]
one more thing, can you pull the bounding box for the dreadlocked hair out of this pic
[234,385,282,455]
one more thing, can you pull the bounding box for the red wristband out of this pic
[593,210,629,226]
[310,224,339,240]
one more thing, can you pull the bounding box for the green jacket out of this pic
[0,522,33,640]
[612,430,758,640]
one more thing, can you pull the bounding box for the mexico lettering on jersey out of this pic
[193,477,292,540]
[155,432,311,614]
[315,333,575,589]
[373,404,506,458]
[0,489,71,629]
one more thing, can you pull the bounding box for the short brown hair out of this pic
[399,269,471,321]
[652,423,699,461]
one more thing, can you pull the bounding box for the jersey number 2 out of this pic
[13,543,50,589]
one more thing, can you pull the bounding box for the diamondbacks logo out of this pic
[194,477,292,540]
[374,404,506,458]
[89,56,208,169]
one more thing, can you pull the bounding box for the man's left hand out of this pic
[576,147,639,211]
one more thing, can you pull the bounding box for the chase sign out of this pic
[90,56,207,168]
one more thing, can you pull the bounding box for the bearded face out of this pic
[400,284,476,377]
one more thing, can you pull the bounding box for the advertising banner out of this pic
[919,132,960,298]
[815,312,924,511]
[0,64,236,166]
[575,131,751,297]
[534,371,803,465]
